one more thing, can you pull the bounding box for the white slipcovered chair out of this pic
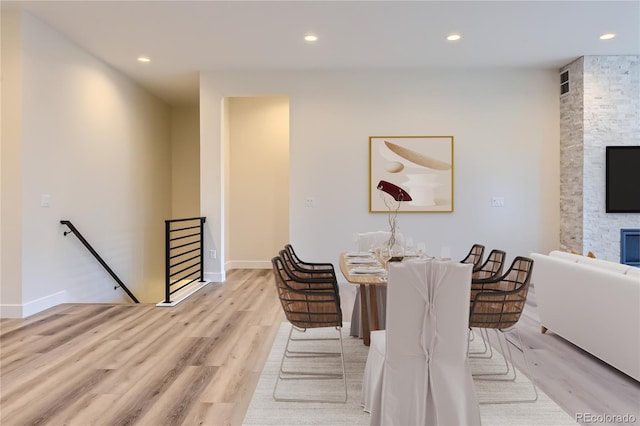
[362,260,481,425]
[350,231,404,339]
[356,231,391,252]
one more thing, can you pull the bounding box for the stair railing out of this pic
[164,217,207,304]
[60,220,140,303]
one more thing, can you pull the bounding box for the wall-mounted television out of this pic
[606,146,640,213]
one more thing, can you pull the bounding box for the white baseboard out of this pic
[0,290,68,318]
[204,271,226,282]
[203,262,270,282]
[225,260,271,270]
[156,281,210,307]
[0,304,23,318]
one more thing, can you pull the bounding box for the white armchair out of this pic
[362,260,481,425]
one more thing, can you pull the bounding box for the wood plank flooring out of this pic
[504,285,640,423]
[1,269,639,425]
[0,269,283,426]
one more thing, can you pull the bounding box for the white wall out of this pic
[222,97,231,277]
[199,76,225,282]
[200,69,560,274]
[171,106,200,218]
[1,12,172,316]
[227,96,289,268]
[1,11,24,311]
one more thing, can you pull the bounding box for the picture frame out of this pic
[369,136,454,213]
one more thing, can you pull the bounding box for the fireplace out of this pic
[621,229,640,267]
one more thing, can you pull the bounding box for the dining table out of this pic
[338,252,388,346]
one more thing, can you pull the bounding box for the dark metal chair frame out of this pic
[271,253,346,403]
[284,244,336,274]
[468,256,538,404]
[472,249,506,281]
[468,249,507,357]
[460,244,486,271]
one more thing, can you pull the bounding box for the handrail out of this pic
[60,220,140,303]
[164,217,207,303]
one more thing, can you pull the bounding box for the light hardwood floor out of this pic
[504,284,640,424]
[1,269,638,426]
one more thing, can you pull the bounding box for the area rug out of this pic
[243,323,576,425]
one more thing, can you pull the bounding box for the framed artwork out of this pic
[369,136,454,213]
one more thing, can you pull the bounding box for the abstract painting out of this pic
[369,136,454,212]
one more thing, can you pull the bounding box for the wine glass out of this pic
[440,246,451,260]
[352,233,360,253]
[405,237,415,256]
[380,246,392,269]
[416,242,426,258]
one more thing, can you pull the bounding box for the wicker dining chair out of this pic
[469,249,507,356]
[472,249,506,281]
[468,256,538,404]
[283,244,336,278]
[460,244,485,271]
[271,255,347,403]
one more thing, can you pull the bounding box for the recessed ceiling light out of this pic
[304,34,318,42]
[447,33,461,42]
[599,33,616,40]
[137,56,151,63]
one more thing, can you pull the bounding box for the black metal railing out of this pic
[165,217,207,303]
[60,220,140,303]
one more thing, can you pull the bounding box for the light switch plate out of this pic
[491,197,505,207]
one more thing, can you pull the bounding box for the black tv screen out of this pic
[606,146,640,213]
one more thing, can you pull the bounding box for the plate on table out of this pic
[345,252,374,258]
[350,266,386,275]
[404,255,434,262]
[347,258,381,265]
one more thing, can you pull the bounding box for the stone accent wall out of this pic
[560,56,640,262]
[559,58,584,252]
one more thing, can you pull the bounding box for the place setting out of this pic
[342,237,439,279]
[349,266,387,275]
[345,255,380,266]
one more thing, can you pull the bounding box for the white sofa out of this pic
[530,251,640,381]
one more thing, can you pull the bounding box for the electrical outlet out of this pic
[491,197,505,207]
[209,249,216,259]
[305,197,315,208]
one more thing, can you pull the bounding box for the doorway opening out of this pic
[224,96,290,269]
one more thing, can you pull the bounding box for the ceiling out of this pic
[3,1,639,106]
